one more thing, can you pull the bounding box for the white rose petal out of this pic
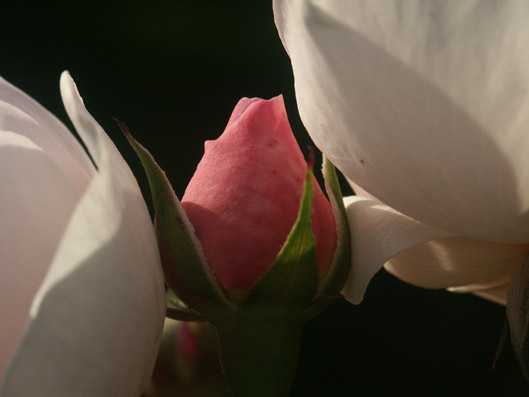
[0,73,165,396]
[274,0,529,303]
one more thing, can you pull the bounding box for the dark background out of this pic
[3,1,527,395]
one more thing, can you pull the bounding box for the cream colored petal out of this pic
[385,237,529,305]
[342,196,453,304]
[274,0,529,243]
[1,73,166,396]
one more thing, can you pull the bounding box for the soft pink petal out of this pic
[1,73,166,395]
[342,196,453,304]
[274,0,529,243]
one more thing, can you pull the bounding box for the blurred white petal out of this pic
[342,196,452,304]
[1,73,165,396]
[274,0,529,243]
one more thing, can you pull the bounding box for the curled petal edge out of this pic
[341,196,453,304]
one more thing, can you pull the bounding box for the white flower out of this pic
[274,0,529,305]
[0,72,166,396]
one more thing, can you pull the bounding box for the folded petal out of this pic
[274,0,529,243]
[385,237,529,306]
[1,73,166,396]
[342,196,453,304]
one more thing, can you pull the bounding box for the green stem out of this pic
[216,317,302,397]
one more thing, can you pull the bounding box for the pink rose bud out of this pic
[181,96,337,291]
[124,95,351,397]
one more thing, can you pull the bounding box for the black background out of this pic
[3,1,528,395]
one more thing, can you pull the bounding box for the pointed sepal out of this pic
[507,252,529,380]
[316,156,352,298]
[492,319,509,370]
[304,157,352,318]
[119,121,234,317]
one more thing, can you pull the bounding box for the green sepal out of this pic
[119,121,235,316]
[507,252,529,381]
[313,156,351,302]
[242,164,319,312]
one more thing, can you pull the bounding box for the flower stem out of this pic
[216,317,302,397]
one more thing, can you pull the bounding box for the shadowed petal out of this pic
[386,237,528,305]
[455,283,509,306]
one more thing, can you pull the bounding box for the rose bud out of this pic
[180,96,336,294]
[123,95,351,396]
